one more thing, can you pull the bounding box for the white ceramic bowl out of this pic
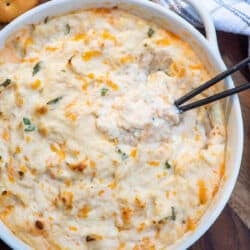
[0,0,243,249]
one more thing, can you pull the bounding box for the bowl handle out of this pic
[160,0,220,56]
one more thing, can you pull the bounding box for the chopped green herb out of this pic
[32,61,42,76]
[164,160,171,169]
[0,79,11,88]
[100,88,109,96]
[116,148,129,160]
[44,16,49,24]
[171,206,176,220]
[158,206,176,224]
[23,117,31,125]
[23,117,36,132]
[121,152,129,160]
[147,27,155,38]
[47,96,63,105]
[65,24,71,34]
[164,70,169,76]
[24,124,36,132]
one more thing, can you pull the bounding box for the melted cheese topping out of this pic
[0,8,226,250]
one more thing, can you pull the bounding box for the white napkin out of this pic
[155,0,250,36]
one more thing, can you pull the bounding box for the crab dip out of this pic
[0,8,226,250]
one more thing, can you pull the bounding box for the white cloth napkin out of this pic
[154,0,250,36]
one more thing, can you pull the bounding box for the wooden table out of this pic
[0,7,249,250]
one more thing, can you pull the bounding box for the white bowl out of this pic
[0,0,243,249]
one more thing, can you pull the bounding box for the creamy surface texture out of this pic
[0,8,226,250]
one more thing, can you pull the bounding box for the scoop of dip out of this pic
[0,8,226,249]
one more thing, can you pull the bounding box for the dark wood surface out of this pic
[0,14,249,250]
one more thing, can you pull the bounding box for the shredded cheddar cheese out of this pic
[30,79,41,90]
[82,50,101,61]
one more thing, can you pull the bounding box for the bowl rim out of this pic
[0,0,243,249]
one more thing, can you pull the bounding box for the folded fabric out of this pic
[154,0,250,36]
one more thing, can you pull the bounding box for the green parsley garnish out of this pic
[44,16,49,24]
[121,152,129,160]
[0,79,11,88]
[116,148,129,160]
[164,160,171,169]
[164,70,170,76]
[32,62,42,76]
[23,117,31,125]
[158,206,176,224]
[23,117,36,132]
[24,125,36,132]
[170,206,176,220]
[147,27,155,38]
[65,24,71,35]
[47,96,63,105]
[100,88,109,96]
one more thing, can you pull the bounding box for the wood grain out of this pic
[0,2,249,249]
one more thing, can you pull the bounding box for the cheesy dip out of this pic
[0,8,226,250]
